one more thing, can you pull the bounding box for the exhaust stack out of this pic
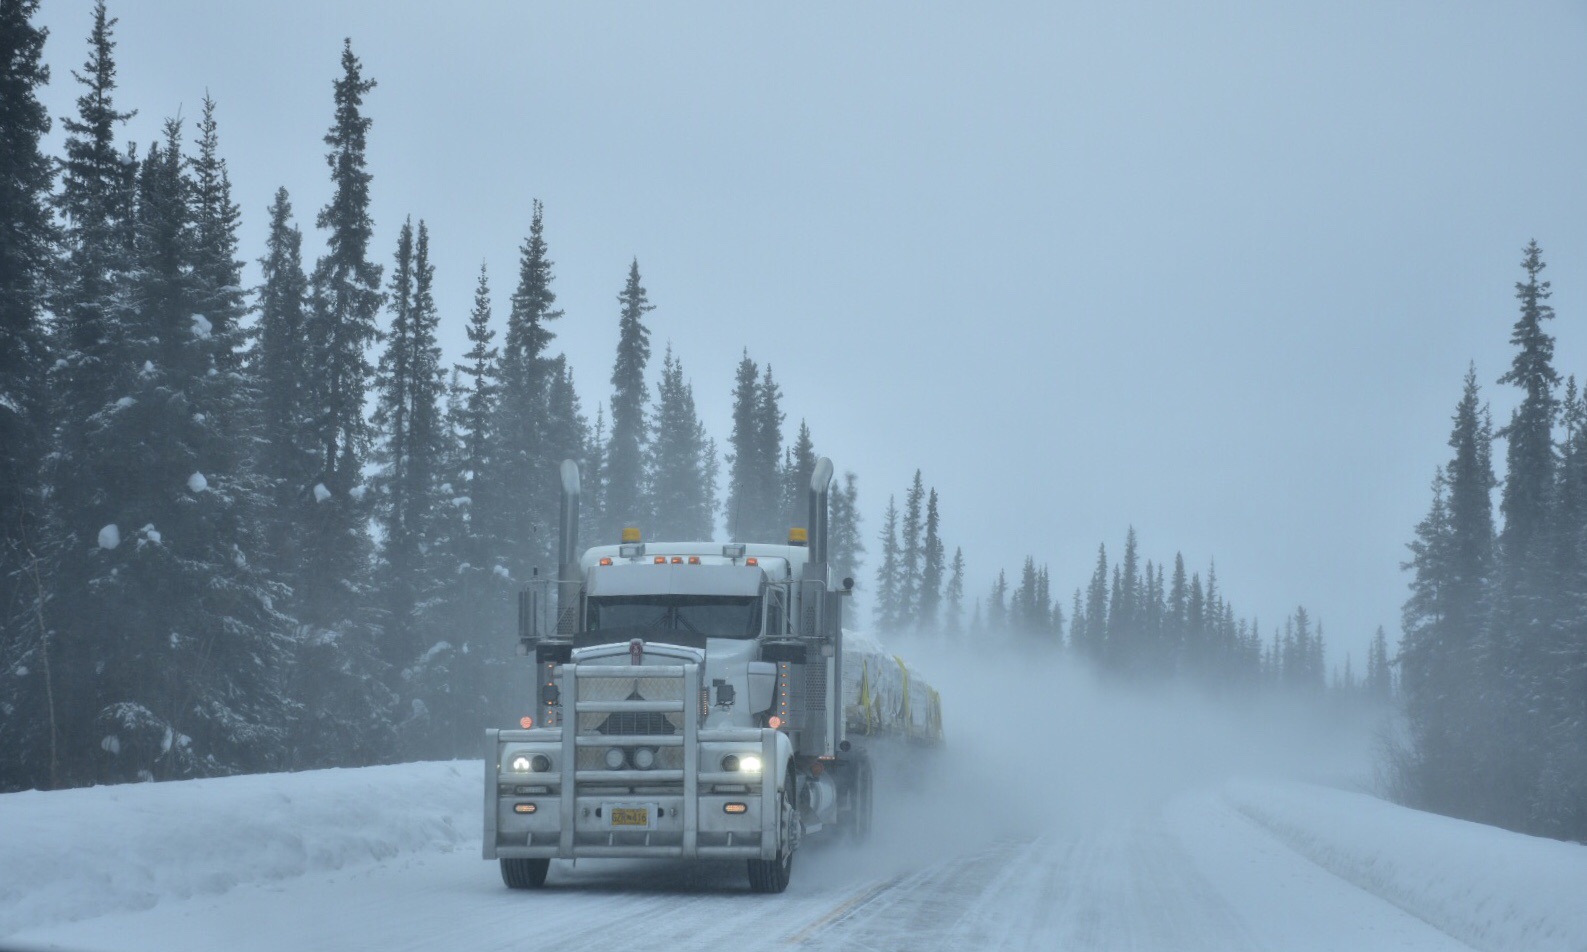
[806,457,834,565]
[555,460,581,637]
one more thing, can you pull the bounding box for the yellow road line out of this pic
[784,876,904,945]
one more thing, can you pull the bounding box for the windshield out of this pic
[586,595,762,639]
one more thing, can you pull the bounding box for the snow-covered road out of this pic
[5,760,1584,952]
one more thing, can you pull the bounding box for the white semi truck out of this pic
[483,458,940,893]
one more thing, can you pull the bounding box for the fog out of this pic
[820,635,1381,881]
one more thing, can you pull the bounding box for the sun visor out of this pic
[587,563,763,598]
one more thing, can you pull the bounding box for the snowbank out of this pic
[0,761,477,938]
[1226,779,1587,952]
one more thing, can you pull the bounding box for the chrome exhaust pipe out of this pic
[807,457,833,563]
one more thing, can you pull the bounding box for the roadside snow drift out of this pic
[0,762,476,937]
[1227,779,1587,952]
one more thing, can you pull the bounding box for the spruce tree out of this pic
[918,489,944,633]
[1364,625,1392,703]
[943,546,965,638]
[0,0,56,791]
[489,200,562,570]
[373,218,446,673]
[987,570,1008,633]
[647,345,714,540]
[782,420,816,533]
[751,365,784,541]
[828,471,864,586]
[31,0,136,788]
[1081,544,1108,660]
[252,188,313,572]
[872,496,901,632]
[604,259,654,536]
[725,352,759,541]
[899,471,924,628]
[295,39,392,767]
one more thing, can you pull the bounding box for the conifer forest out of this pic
[1,0,1584,851]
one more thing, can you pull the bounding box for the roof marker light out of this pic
[746,557,758,566]
[671,556,683,564]
[599,557,613,566]
[688,556,701,565]
[654,556,666,564]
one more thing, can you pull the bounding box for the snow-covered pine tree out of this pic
[295,39,392,767]
[251,188,313,574]
[828,471,864,587]
[604,259,654,539]
[489,200,562,574]
[648,345,714,540]
[1538,378,1587,837]
[35,1,139,787]
[415,266,501,759]
[872,496,901,632]
[373,218,447,679]
[942,546,965,639]
[898,471,924,629]
[987,569,1008,633]
[918,488,944,634]
[1489,243,1561,831]
[750,365,784,543]
[1364,625,1392,703]
[64,120,289,783]
[781,420,816,535]
[725,353,759,541]
[0,0,57,792]
[1080,544,1108,660]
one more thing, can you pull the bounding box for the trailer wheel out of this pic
[500,857,549,889]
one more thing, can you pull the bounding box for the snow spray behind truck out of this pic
[484,458,941,893]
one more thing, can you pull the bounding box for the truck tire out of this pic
[839,753,874,843]
[500,857,550,889]
[747,784,796,894]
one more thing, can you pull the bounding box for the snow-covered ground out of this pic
[3,758,1585,951]
[4,654,1583,950]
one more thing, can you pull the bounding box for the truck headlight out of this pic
[604,747,626,769]
[508,752,551,773]
[722,753,763,773]
[633,747,656,770]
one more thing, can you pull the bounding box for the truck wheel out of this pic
[852,757,874,843]
[840,754,874,843]
[748,787,796,893]
[500,857,549,889]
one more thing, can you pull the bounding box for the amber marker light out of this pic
[671,556,683,564]
[768,716,783,729]
[688,556,701,565]
[519,716,534,729]
[514,803,537,814]
[654,556,666,564]
[724,803,748,814]
[599,557,613,566]
[746,557,758,566]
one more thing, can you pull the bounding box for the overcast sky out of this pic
[30,0,1587,666]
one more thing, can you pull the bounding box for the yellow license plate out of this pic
[611,807,649,827]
